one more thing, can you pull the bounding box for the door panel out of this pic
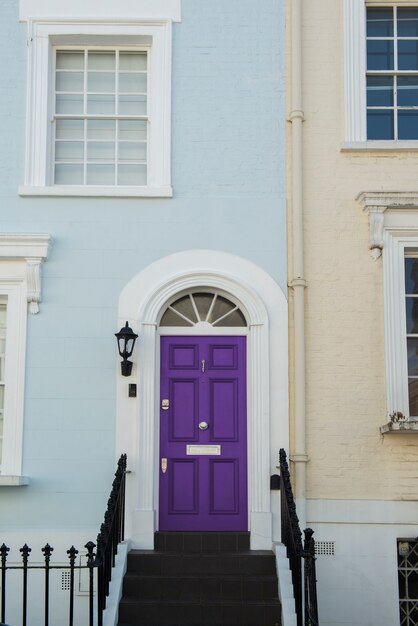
[159,336,247,531]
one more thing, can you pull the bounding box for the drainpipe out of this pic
[289,0,308,530]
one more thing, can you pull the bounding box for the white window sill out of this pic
[0,475,30,486]
[380,420,418,435]
[342,141,418,152]
[18,185,173,198]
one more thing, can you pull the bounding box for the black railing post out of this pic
[0,544,10,623]
[20,544,31,626]
[85,541,96,626]
[279,449,303,626]
[303,528,319,626]
[67,545,78,626]
[42,544,53,626]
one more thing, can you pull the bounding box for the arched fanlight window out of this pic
[160,291,247,327]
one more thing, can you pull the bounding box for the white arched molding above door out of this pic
[117,250,288,549]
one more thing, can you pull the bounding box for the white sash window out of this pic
[54,49,148,186]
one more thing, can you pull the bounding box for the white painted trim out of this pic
[357,192,418,418]
[19,185,173,198]
[116,250,288,549]
[0,475,30,486]
[102,541,131,626]
[19,0,181,23]
[22,19,173,194]
[344,0,367,142]
[307,498,418,525]
[275,543,298,626]
[0,234,52,480]
[159,326,248,336]
[342,140,418,151]
[383,230,418,418]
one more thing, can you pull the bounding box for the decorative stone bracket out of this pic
[357,192,418,260]
[0,234,52,314]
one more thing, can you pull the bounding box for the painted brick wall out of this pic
[0,0,286,531]
[289,0,418,501]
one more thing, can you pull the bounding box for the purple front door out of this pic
[159,336,247,531]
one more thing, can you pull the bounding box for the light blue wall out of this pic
[0,0,286,530]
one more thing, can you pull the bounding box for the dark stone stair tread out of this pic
[129,550,273,556]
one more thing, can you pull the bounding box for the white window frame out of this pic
[19,19,175,197]
[343,0,418,150]
[0,235,52,486]
[358,192,418,419]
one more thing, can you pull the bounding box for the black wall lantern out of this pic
[115,321,138,376]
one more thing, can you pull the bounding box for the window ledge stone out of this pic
[0,475,30,486]
[342,141,418,152]
[18,185,173,198]
[380,420,418,435]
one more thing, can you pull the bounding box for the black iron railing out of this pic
[95,452,127,626]
[0,453,127,626]
[279,448,319,626]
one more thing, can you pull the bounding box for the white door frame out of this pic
[116,250,288,549]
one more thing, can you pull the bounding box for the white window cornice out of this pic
[0,234,52,314]
[357,191,418,259]
[19,0,181,23]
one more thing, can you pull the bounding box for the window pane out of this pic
[405,258,418,293]
[398,76,418,106]
[55,141,84,161]
[192,293,214,321]
[367,40,394,70]
[209,296,236,324]
[119,52,147,71]
[367,76,393,106]
[408,338,418,375]
[87,72,115,93]
[86,163,115,185]
[119,73,147,93]
[87,119,115,141]
[367,8,394,37]
[170,296,198,323]
[87,52,115,70]
[117,164,147,185]
[119,120,147,141]
[397,8,418,38]
[118,95,147,115]
[87,142,115,161]
[367,110,394,139]
[398,41,418,71]
[409,379,418,416]
[160,309,193,327]
[55,163,84,185]
[87,94,115,115]
[56,119,84,140]
[118,142,146,162]
[56,71,84,92]
[213,309,247,327]
[56,51,84,70]
[399,110,418,140]
[406,298,418,333]
[56,94,83,114]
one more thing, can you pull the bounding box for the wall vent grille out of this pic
[61,571,71,591]
[315,541,335,556]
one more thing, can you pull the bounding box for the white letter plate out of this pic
[186,445,221,456]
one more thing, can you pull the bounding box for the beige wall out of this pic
[287,0,418,501]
